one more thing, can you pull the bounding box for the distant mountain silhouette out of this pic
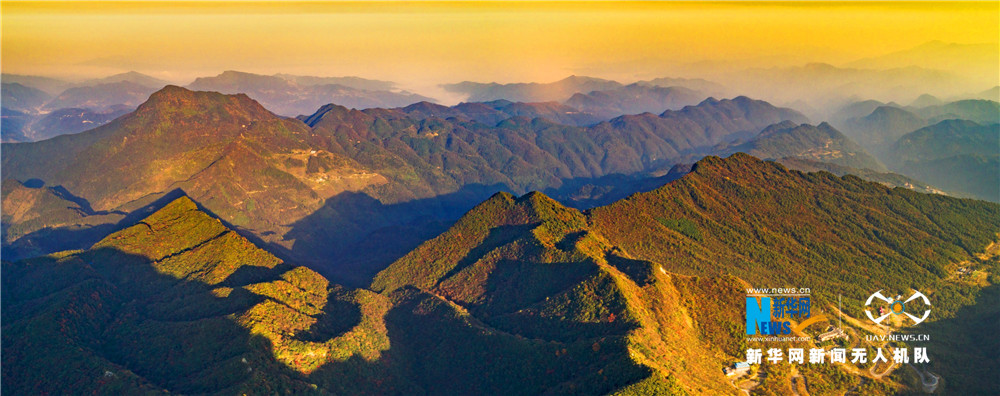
[394,99,603,126]
[188,70,433,116]
[909,93,944,108]
[274,73,396,91]
[442,75,623,103]
[888,119,999,201]
[916,99,999,124]
[43,80,157,111]
[77,71,170,90]
[0,73,71,95]
[842,105,928,149]
[564,83,707,120]
[30,107,132,141]
[718,121,886,171]
[639,76,728,96]
[1,82,50,113]
[846,41,998,84]
[829,99,900,127]
[728,63,978,117]
[1,107,32,142]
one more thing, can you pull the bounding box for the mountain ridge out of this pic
[887,119,999,201]
[188,70,434,116]
[372,152,1000,394]
[718,121,886,171]
[4,153,999,394]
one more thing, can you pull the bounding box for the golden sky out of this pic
[2,1,997,91]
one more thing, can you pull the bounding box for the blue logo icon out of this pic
[746,296,810,335]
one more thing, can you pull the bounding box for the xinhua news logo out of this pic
[746,288,811,335]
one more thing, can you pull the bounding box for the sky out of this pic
[2,1,998,95]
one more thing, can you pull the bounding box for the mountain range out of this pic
[715,121,885,171]
[394,83,715,128]
[1,72,169,142]
[564,84,707,120]
[887,119,999,202]
[440,77,718,122]
[841,105,929,149]
[1,72,719,143]
[42,80,158,112]
[77,71,172,90]
[1,82,51,113]
[4,153,998,394]
[3,12,999,395]
[639,77,728,97]
[9,83,992,297]
[712,62,986,122]
[0,71,436,143]
[1,73,75,95]
[1,83,997,395]
[829,98,1000,201]
[442,75,625,103]
[2,86,817,285]
[392,100,603,127]
[187,71,434,116]
[845,41,998,85]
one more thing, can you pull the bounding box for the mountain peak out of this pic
[212,70,270,81]
[515,190,562,212]
[726,121,885,171]
[220,70,250,76]
[870,105,912,116]
[78,71,171,89]
[109,71,158,80]
[93,195,230,262]
[758,120,799,135]
[559,74,593,83]
[300,103,352,127]
[90,194,288,286]
[485,190,516,204]
[140,85,268,117]
[816,121,836,131]
[697,97,720,105]
[689,152,770,176]
[402,101,450,113]
[473,190,573,223]
[910,93,943,107]
[148,84,188,97]
[731,95,753,103]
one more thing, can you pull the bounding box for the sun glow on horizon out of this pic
[2,1,997,92]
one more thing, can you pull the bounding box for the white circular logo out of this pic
[864,290,931,325]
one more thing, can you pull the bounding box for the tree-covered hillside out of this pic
[4,153,999,394]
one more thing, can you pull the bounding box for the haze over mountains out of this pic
[187,71,435,117]
[4,71,724,142]
[564,84,707,121]
[1,88,997,394]
[4,66,996,254]
[2,87,817,284]
[3,0,999,393]
[825,99,1000,201]
[4,57,996,271]
[1,42,997,396]
[715,121,886,172]
[887,119,999,202]
[1,72,168,142]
